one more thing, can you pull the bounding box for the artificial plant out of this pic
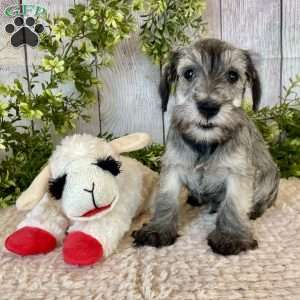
[140,0,206,66]
[245,75,300,178]
[0,0,140,207]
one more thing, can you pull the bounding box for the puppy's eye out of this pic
[226,70,239,84]
[183,69,195,81]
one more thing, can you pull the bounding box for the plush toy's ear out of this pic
[16,165,51,211]
[159,51,180,112]
[48,174,67,200]
[109,133,152,154]
[94,156,121,176]
[244,51,262,111]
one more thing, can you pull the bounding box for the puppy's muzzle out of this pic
[196,100,220,119]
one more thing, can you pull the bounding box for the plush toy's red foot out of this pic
[5,226,56,256]
[63,231,104,266]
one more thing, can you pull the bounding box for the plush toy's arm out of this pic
[16,165,51,211]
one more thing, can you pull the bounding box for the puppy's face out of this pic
[160,39,261,143]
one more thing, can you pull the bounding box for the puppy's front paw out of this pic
[132,223,178,248]
[207,230,258,256]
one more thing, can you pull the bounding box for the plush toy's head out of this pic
[48,156,122,221]
[15,133,152,212]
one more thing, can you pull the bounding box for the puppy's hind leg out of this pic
[249,167,280,220]
[207,174,258,255]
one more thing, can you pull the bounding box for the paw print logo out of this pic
[5,16,44,48]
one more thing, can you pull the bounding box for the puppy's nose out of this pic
[196,100,220,119]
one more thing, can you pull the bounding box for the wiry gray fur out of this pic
[133,39,280,255]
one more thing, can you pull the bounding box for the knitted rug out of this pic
[0,178,300,300]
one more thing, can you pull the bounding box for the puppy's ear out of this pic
[48,174,67,200]
[159,51,180,112]
[244,51,262,111]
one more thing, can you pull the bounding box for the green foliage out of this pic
[140,0,206,66]
[0,0,139,207]
[0,129,53,208]
[127,143,165,172]
[245,75,300,178]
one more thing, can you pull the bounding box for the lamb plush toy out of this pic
[5,133,158,266]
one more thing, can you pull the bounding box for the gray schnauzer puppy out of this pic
[133,38,280,255]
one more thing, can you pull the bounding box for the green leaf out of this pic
[0,0,138,207]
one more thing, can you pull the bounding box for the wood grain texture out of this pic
[282,58,300,97]
[221,0,281,105]
[100,13,163,142]
[258,58,281,106]
[221,0,281,58]
[282,0,300,58]
[203,0,221,38]
[0,0,26,72]
[282,1,300,97]
[100,32,163,142]
[0,0,28,129]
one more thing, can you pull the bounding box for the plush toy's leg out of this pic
[5,194,69,256]
[63,231,104,266]
[63,213,131,266]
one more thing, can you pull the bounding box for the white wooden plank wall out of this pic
[221,0,282,106]
[0,0,27,160]
[204,0,221,38]
[282,0,300,97]
[0,0,28,125]
[0,0,299,144]
[99,15,163,142]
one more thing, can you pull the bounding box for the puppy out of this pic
[133,38,280,255]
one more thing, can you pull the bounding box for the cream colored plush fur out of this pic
[11,133,158,257]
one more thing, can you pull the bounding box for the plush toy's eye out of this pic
[93,156,121,176]
[49,174,67,200]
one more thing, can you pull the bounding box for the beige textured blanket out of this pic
[0,178,300,300]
